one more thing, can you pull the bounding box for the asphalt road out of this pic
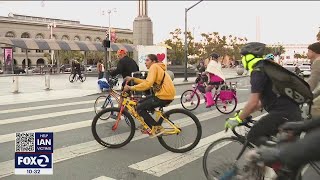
[0,76,318,180]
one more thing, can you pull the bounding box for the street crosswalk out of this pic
[0,87,286,180]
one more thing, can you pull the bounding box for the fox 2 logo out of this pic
[15,153,52,168]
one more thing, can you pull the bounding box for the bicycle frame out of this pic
[113,93,181,135]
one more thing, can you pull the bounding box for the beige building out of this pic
[0,13,133,67]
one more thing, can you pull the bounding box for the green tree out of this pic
[317,31,320,42]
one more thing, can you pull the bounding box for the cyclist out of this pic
[251,42,320,173]
[123,54,176,137]
[265,53,275,61]
[224,42,302,146]
[110,49,139,106]
[71,59,83,82]
[203,53,225,108]
[110,49,139,89]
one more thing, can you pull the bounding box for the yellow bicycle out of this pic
[92,91,202,153]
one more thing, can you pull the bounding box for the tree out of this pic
[265,45,286,56]
[317,31,320,42]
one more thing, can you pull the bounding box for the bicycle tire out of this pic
[91,107,135,148]
[80,73,86,82]
[295,162,320,180]
[69,74,75,83]
[157,108,202,153]
[215,94,237,114]
[94,95,114,120]
[203,136,260,180]
[180,90,200,111]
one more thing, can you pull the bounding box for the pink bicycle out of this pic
[180,73,238,114]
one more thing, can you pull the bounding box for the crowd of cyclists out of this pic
[99,41,320,179]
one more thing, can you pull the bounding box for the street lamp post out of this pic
[102,8,116,79]
[184,0,203,82]
[47,21,56,70]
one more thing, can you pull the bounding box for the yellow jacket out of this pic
[131,63,176,100]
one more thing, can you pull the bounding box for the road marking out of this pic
[92,176,117,180]
[0,100,94,114]
[0,96,182,124]
[128,114,265,177]
[0,99,206,144]
[0,102,247,178]
[0,95,181,115]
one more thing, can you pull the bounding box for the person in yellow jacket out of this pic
[123,54,176,137]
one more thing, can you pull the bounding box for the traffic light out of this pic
[102,39,110,48]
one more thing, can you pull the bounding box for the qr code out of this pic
[15,132,35,152]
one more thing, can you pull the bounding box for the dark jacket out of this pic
[110,56,139,78]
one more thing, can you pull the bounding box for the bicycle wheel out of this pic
[157,108,202,153]
[203,136,261,180]
[80,73,86,82]
[69,74,75,83]
[296,162,320,180]
[94,95,114,120]
[215,94,237,114]
[180,90,200,111]
[92,107,135,148]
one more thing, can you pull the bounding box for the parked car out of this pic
[60,64,71,73]
[13,67,26,74]
[86,65,97,72]
[299,65,311,77]
[283,64,296,73]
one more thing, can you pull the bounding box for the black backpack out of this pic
[254,60,313,106]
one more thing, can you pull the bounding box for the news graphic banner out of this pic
[15,132,53,175]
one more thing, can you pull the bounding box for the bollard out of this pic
[12,76,19,93]
[45,74,50,90]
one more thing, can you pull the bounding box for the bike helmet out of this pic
[210,53,220,59]
[117,49,127,56]
[240,42,266,57]
[265,53,275,60]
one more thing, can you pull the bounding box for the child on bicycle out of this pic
[203,53,225,108]
[123,54,176,137]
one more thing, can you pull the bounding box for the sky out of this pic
[0,1,319,45]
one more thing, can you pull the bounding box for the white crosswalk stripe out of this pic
[0,90,286,180]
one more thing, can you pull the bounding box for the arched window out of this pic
[21,32,31,38]
[74,36,80,41]
[85,36,91,41]
[5,31,15,38]
[95,37,101,42]
[61,35,69,41]
[35,33,44,39]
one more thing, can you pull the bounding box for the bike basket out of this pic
[219,90,234,100]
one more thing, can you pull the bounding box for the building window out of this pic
[35,33,44,39]
[95,37,101,42]
[5,31,15,38]
[36,49,44,53]
[85,36,91,41]
[74,36,80,41]
[62,35,69,41]
[21,32,31,38]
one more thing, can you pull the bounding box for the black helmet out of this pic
[240,42,266,57]
[210,53,220,59]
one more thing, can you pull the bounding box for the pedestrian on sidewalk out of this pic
[97,60,105,79]
[306,42,320,119]
[203,53,225,108]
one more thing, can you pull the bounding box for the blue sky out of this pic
[0,1,319,45]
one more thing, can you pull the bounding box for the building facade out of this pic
[0,13,133,67]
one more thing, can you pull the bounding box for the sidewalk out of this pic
[0,69,247,105]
